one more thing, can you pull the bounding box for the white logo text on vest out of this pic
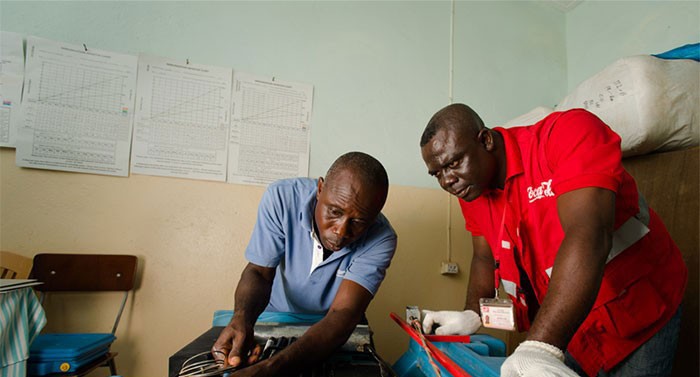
[527,179,554,203]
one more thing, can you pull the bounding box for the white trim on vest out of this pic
[502,279,518,297]
[606,191,650,263]
[544,191,651,278]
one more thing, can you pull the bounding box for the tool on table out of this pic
[176,351,238,377]
[391,311,472,377]
[260,337,276,360]
[261,336,295,360]
[404,307,442,377]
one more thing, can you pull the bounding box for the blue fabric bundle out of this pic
[653,43,700,61]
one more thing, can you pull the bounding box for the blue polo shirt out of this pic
[245,178,397,314]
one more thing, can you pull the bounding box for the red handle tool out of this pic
[390,312,473,377]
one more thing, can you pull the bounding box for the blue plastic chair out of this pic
[27,254,138,377]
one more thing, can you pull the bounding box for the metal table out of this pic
[169,324,390,377]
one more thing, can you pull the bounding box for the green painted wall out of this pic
[0,0,565,188]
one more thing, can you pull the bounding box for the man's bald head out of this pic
[420,103,485,147]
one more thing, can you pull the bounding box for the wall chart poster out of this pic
[16,36,137,177]
[228,72,313,186]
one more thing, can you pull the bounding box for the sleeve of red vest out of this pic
[543,109,623,196]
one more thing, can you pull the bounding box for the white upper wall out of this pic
[453,1,566,126]
[2,1,696,187]
[0,0,566,189]
[566,0,700,91]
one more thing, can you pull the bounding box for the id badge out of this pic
[479,298,516,331]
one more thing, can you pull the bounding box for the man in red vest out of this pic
[419,103,686,377]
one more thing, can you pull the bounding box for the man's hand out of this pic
[213,264,274,367]
[421,309,481,335]
[212,319,262,367]
[226,361,272,377]
[501,340,579,377]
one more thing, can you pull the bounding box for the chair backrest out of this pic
[30,253,138,334]
[30,253,137,292]
[0,250,33,279]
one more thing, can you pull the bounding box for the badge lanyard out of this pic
[479,191,517,331]
[493,196,508,298]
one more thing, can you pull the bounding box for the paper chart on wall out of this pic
[130,54,232,182]
[228,72,313,186]
[0,31,25,148]
[15,36,137,176]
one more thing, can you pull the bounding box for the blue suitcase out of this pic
[28,333,115,375]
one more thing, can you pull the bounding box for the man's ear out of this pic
[478,129,495,151]
[316,177,325,198]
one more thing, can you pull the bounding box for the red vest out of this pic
[460,110,687,376]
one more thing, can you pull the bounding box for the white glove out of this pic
[421,309,481,335]
[501,340,580,377]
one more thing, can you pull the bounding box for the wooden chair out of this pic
[0,250,33,279]
[27,253,138,377]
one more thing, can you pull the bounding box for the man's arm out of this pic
[233,279,372,377]
[527,187,614,349]
[212,262,276,367]
[465,235,496,313]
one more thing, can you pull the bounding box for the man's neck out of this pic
[492,130,507,190]
[322,248,333,261]
[312,220,333,261]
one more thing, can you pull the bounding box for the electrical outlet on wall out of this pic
[440,261,459,275]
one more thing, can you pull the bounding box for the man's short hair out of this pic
[326,151,389,195]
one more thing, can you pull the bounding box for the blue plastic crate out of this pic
[393,334,506,377]
[28,333,115,375]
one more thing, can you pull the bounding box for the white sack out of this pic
[557,55,699,157]
[503,106,554,128]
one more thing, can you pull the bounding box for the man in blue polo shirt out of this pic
[212,151,397,376]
